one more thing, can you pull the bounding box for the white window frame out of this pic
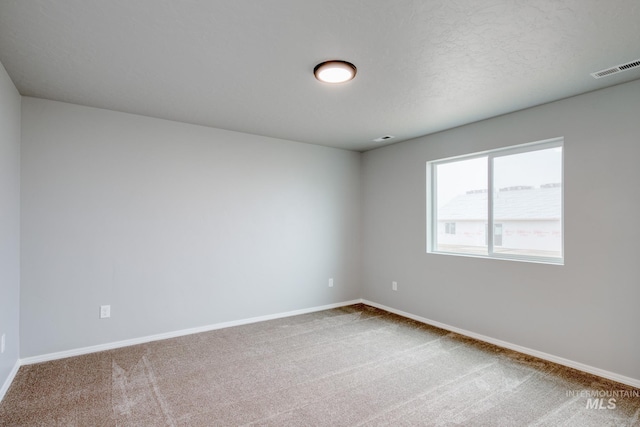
[426,137,564,265]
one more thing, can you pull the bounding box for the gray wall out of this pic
[11,75,640,384]
[362,79,640,381]
[0,62,21,386]
[20,98,361,357]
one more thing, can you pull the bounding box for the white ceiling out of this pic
[1,1,639,151]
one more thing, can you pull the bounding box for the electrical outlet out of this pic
[328,278,334,288]
[392,281,398,291]
[1,333,5,353]
[100,305,111,319]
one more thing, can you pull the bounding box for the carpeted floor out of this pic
[1,304,639,426]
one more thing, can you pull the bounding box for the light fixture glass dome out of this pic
[314,60,357,83]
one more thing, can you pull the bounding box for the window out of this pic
[427,138,563,264]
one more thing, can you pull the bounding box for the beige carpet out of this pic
[1,304,639,426]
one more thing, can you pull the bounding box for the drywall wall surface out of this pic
[0,61,21,387]
[362,79,640,381]
[20,98,361,357]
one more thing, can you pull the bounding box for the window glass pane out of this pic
[492,147,562,259]
[435,157,488,255]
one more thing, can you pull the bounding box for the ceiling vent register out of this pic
[373,135,395,142]
[591,58,640,79]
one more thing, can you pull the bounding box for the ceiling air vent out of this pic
[591,58,640,79]
[373,135,395,142]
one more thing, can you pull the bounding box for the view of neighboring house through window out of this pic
[427,138,563,264]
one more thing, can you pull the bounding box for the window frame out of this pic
[426,137,564,265]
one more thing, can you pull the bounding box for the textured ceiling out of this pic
[1,0,639,151]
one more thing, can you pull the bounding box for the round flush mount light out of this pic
[314,60,357,83]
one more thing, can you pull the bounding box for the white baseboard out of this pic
[9,297,638,404]
[20,299,363,366]
[0,359,21,402]
[362,299,640,389]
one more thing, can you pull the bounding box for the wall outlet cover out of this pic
[100,305,111,319]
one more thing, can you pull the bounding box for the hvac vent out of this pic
[591,58,640,79]
[373,135,395,142]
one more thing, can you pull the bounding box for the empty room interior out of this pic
[1,1,640,425]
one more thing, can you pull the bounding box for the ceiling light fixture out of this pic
[314,60,357,83]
